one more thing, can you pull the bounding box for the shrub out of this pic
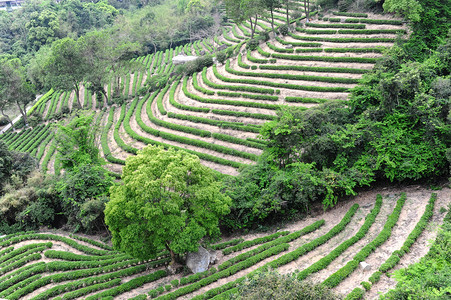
[278,24,289,36]
[148,289,158,298]
[0,116,9,126]
[183,55,214,76]
[361,281,371,291]
[291,10,303,20]
[28,113,43,127]
[257,31,270,42]
[246,39,259,51]
[216,51,227,64]
[344,288,364,300]
[231,270,340,299]
[170,279,179,287]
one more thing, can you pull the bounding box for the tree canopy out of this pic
[105,145,231,264]
[0,56,35,126]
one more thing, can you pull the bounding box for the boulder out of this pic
[360,261,371,271]
[285,44,293,49]
[172,54,198,65]
[269,32,276,40]
[186,246,216,274]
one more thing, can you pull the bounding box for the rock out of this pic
[209,250,217,265]
[360,261,371,271]
[200,50,206,56]
[172,54,198,65]
[186,246,216,273]
[285,44,293,49]
[362,203,373,209]
[217,44,228,51]
[167,263,178,275]
[269,32,276,40]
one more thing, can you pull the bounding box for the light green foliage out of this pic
[42,38,86,108]
[105,145,231,262]
[0,57,35,126]
[55,113,102,171]
[230,270,340,299]
[26,9,60,51]
[383,0,422,22]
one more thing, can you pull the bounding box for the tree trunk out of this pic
[286,0,290,24]
[101,87,108,106]
[0,108,13,130]
[249,18,254,39]
[116,76,121,97]
[15,101,27,126]
[165,243,176,266]
[307,0,310,20]
[253,15,259,37]
[270,7,275,32]
[304,0,306,17]
[75,84,82,109]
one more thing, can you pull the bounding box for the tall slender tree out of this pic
[263,0,282,32]
[0,57,35,126]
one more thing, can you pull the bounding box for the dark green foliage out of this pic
[230,270,340,300]
[181,55,214,76]
[246,39,259,51]
[216,51,227,64]
[398,0,451,61]
[56,164,113,232]
[278,24,289,35]
[55,114,103,171]
[0,116,8,126]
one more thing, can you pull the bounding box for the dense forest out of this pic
[0,0,450,298]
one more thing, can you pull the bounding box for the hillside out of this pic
[0,186,448,299]
[0,0,450,299]
[0,8,408,176]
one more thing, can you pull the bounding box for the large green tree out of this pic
[105,145,231,265]
[0,56,35,126]
[42,37,87,108]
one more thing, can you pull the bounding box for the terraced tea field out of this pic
[0,187,448,299]
[0,8,408,176]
